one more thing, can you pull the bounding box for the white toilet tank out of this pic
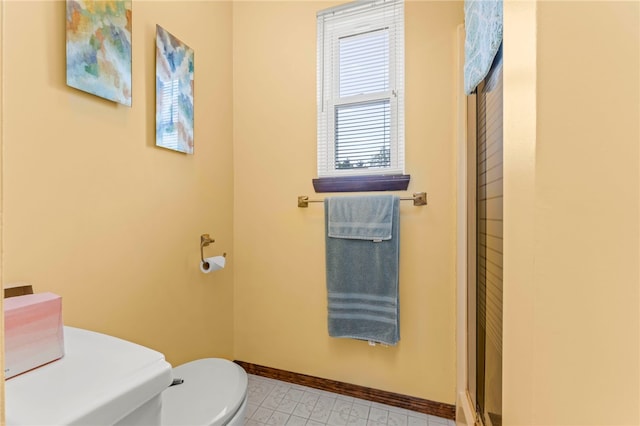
[5,326,173,425]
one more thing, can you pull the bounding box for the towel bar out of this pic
[297,192,427,208]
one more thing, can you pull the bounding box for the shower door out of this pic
[467,49,503,426]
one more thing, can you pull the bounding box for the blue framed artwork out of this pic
[155,25,194,154]
[66,0,132,106]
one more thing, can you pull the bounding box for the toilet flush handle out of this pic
[169,378,184,387]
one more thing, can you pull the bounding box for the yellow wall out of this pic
[503,1,640,424]
[2,0,235,366]
[5,1,638,421]
[1,0,463,409]
[233,1,463,403]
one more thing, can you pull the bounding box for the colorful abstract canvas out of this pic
[155,25,195,154]
[66,1,132,106]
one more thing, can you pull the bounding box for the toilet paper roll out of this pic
[200,255,226,274]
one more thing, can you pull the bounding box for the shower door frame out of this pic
[456,24,503,426]
[464,59,504,426]
[455,24,479,426]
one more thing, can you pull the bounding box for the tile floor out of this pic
[245,374,456,426]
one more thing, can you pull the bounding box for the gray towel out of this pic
[328,195,395,241]
[325,196,400,345]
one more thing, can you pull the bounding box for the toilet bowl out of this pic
[5,327,248,426]
[162,358,248,425]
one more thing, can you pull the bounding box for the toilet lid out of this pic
[162,358,248,426]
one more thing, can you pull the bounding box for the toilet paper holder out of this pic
[200,234,226,267]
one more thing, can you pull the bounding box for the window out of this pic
[316,0,405,191]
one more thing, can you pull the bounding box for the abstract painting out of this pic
[155,25,194,154]
[66,0,132,106]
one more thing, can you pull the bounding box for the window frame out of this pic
[315,0,408,192]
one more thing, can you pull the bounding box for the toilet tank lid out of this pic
[5,326,173,426]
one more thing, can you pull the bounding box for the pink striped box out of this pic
[4,292,64,379]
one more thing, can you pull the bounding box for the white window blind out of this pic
[317,0,404,177]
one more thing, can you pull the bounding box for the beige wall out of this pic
[503,1,640,424]
[1,0,462,410]
[233,1,463,403]
[4,1,638,422]
[2,0,235,367]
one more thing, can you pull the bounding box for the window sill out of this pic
[312,174,410,193]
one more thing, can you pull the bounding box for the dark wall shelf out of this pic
[312,174,410,193]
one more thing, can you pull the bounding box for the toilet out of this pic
[5,326,248,426]
[162,358,248,425]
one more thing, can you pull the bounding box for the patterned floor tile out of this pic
[407,415,429,426]
[388,411,409,426]
[267,411,291,425]
[246,374,454,426]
